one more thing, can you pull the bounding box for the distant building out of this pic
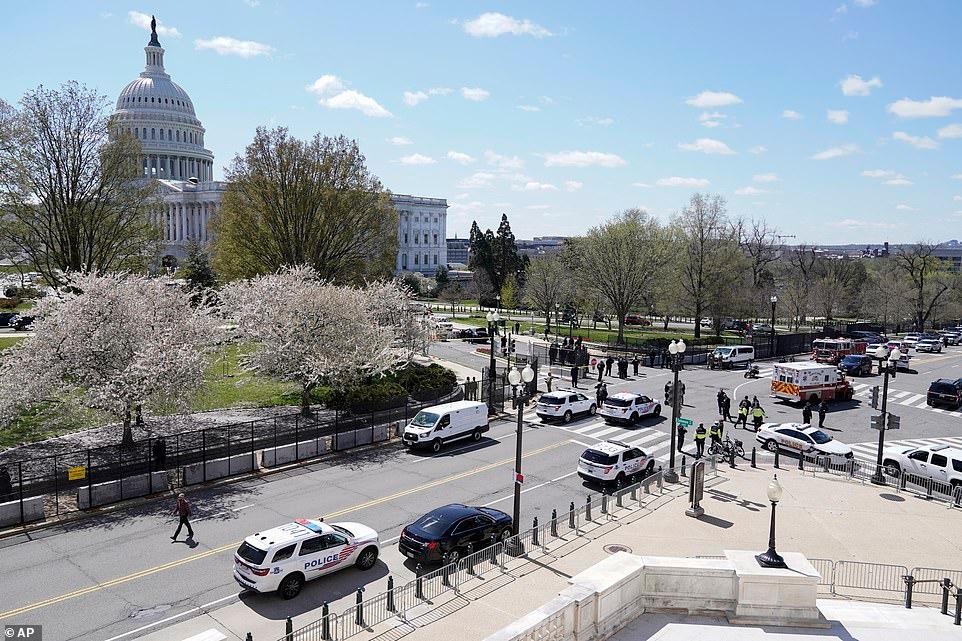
[515,236,567,257]
[446,237,471,266]
[797,241,961,272]
[394,194,448,275]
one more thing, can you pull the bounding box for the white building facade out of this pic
[114,18,445,269]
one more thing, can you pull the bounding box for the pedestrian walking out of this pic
[802,403,812,425]
[676,422,687,452]
[751,395,760,409]
[721,394,732,422]
[571,365,579,388]
[694,423,707,458]
[632,356,639,376]
[818,400,828,428]
[171,493,194,541]
[545,372,555,393]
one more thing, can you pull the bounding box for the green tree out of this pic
[468,214,528,306]
[892,242,954,330]
[523,255,567,334]
[177,239,216,292]
[434,264,450,291]
[212,127,397,283]
[500,274,518,310]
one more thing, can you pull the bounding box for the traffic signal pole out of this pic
[871,361,891,485]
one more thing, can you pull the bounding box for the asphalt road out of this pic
[1,343,960,641]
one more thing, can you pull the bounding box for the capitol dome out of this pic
[112,17,214,182]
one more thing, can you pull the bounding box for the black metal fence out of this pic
[0,375,511,528]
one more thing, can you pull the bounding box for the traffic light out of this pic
[870,386,880,409]
[665,382,673,406]
[887,414,901,430]
[870,415,884,430]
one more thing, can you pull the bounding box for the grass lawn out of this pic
[0,336,26,350]
[190,344,299,411]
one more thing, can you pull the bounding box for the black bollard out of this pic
[286,616,293,641]
[415,565,425,599]
[322,603,330,641]
[601,493,608,514]
[681,456,687,477]
[551,508,558,537]
[442,557,452,586]
[904,575,914,609]
[247,634,254,641]
[955,591,961,625]
[798,454,804,471]
[729,449,736,469]
[774,448,780,469]
[532,517,539,546]
[616,488,623,507]
[751,447,757,468]
[355,588,365,627]
[387,576,396,612]
[630,484,637,500]
[942,578,952,615]
[569,501,576,529]
[586,495,592,521]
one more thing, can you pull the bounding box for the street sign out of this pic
[515,472,524,485]
[887,414,901,430]
[675,417,693,428]
[67,466,86,481]
[870,415,884,430]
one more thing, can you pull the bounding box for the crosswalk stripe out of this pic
[623,431,664,447]
[584,426,624,439]
[571,421,607,434]
[888,390,911,400]
[898,394,925,406]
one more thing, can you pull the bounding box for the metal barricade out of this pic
[810,558,835,588]
[834,561,908,593]
[910,567,962,596]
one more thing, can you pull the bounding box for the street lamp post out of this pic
[665,339,687,483]
[769,295,778,358]
[755,475,786,568]
[486,310,501,416]
[508,364,536,535]
[871,345,901,485]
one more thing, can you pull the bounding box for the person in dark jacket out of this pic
[676,422,687,452]
[721,394,732,422]
[171,493,194,541]
[818,400,828,427]
[597,359,604,381]
[571,365,579,388]
[632,356,640,376]
[596,383,608,409]
[802,403,813,425]
[605,356,615,378]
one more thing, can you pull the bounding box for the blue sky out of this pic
[3,1,962,243]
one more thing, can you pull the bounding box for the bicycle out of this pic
[708,435,745,459]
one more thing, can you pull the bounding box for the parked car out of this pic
[402,401,489,453]
[916,339,943,353]
[624,313,651,326]
[700,318,713,328]
[399,504,512,565]
[707,345,755,369]
[233,518,380,599]
[926,378,962,408]
[751,322,774,334]
[577,440,656,488]
[0,311,16,327]
[755,423,854,463]
[837,354,874,377]
[882,444,962,493]
[535,390,597,423]
[598,392,661,425]
[939,331,960,346]
[10,315,34,331]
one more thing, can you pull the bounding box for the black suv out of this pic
[10,315,34,331]
[398,504,513,565]
[927,378,962,408]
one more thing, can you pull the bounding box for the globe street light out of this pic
[769,295,778,357]
[485,310,501,416]
[871,345,901,485]
[755,474,787,568]
[507,364,536,535]
[665,338,687,483]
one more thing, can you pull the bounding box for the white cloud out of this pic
[840,74,882,96]
[632,182,652,188]
[526,204,551,210]
[416,2,429,8]
[484,150,524,170]
[699,111,726,128]
[564,180,583,192]
[463,12,552,38]
[461,87,490,102]
[194,36,274,58]
[399,153,436,165]
[955,196,962,202]
[828,218,898,230]
[701,120,722,128]
[678,138,736,155]
[861,169,896,178]
[938,124,962,139]
[833,4,848,18]
[244,0,261,6]
[827,109,849,124]
[953,174,962,180]
[656,176,711,188]
[520,181,558,192]
[884,176,914,186]
[517,105,540,112]
[388,136,412,146]
[128,11,181,38]
[577,116,615,127]
[447,151,475,165]
[306,75,392,118]
[811,144,858,160]
[539,96,555,105]
[685,91,743,108]
[892,131,939,150]
[853,0,877,7]
[541,151,627,168]
[749,146,768,155]
[888,96,962,119]
[449,200,484,214]
[458,172,497,189]
[896,204,916,211]
[735,186,765,196]
[782,109,803,120]
[403,91,428,106]
[753,173,779,183]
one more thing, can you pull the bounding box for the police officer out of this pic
[721,393,732,422]
[596,382,608,409]
[694,423,707,458]
[709,421,722,449]
[818,400,828,428]
[632,355,640,376]
[752,404,767,431]
[597,359,604,381]
[716,389,726,416]
[571,364,579,388]
[676,421,687,452]
[737,401,749,430]
[802,402,813,425]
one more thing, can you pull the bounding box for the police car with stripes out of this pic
[234,518,380,599]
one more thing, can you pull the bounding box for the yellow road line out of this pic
[0,439,573,619]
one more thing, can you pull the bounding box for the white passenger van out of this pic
[402,400,489,452]
[708,345,755,369]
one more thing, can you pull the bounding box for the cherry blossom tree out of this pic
[0,273,218,444]
[221,267,429,416]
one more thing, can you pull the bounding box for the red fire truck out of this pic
[770,362,854,404]
[811,338,866,364]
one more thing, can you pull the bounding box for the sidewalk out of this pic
[139,459,962,641]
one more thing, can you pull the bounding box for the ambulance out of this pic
[770,361,854,404]
[811,338,866,364]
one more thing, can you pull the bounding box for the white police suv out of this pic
[577,440,655,487]
[598,393,661,425]
[233,518,380,599]
[535,390,596,423]
[755,423,853,463]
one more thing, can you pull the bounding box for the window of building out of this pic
[424,254,429,266]
[434,217,438,223]
[433,234,438,245]
[159,129,164,140]
[404,233,408,244]
[142,128,147,138]
[414,234,419,245]
[414,254,419,265]
[151,128,156,140]
[433,254,438,265]
[402,254,408,268]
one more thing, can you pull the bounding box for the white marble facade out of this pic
[393,194,448,275]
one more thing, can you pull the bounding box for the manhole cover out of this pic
[604,544,632,555]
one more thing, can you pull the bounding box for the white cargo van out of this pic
[402,401,489,452]
[708,345,755,369]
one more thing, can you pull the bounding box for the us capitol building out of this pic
[112,17,446,274]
